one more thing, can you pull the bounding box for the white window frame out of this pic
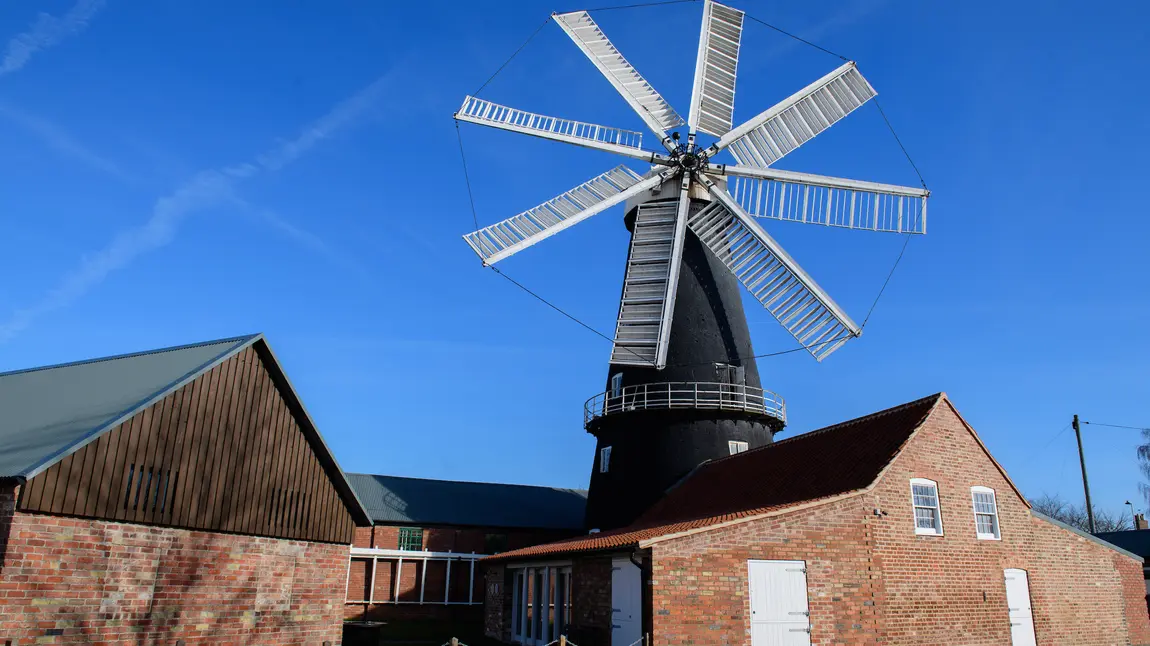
[600,446,612,473]
[910,478,943,536]
[728,440,749,455]
[971,486,1001,540]
[609,373,623,398]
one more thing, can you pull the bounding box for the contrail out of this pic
[0,0,106,76]
[0,69,399,343]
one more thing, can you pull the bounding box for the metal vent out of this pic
[723,63,876,168]
[554,11,685,134]
[688,0,744,137]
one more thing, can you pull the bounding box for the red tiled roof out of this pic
[485,393,944,562]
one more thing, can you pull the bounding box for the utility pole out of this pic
[1073,414,1096,534]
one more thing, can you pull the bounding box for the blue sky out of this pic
[1,0,1147,518]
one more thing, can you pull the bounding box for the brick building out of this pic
[482,393,1150,646]
[0,334,370,644]
[344,474,586,632]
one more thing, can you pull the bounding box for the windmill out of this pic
[456,0,929,370]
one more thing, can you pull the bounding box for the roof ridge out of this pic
[0,334,260,379]
[703,392,945,467]
[348,472,588,494]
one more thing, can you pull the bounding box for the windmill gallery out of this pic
[0,2,1146,646]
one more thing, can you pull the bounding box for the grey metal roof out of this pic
[0,334,371,527]
[346,473,588,530]
[1032,511,1144,563]
[0,335,255,479]
[1094,528,1150,562]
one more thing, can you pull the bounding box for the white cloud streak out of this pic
[0,0,105,76]
[0,101,132,181]
[0,70,398,342]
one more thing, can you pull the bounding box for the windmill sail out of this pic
[687,0,744,137]
[463,166,660,265]
[455,96,653,162]
[554,11,685,137]
[726,166,929,234]
[610,180,691,368]
[694,179,860,360]
[712,62,876,167]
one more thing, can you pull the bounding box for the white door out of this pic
[1004,569,1037,646]
[611,557,642,646]
[748,560,811,646]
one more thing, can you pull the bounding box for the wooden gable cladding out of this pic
[17,345,357,544]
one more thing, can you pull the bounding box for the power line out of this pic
[1040,423,1073,452]
[1083,421,1150,432]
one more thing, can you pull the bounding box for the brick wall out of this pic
[484,565,510,641]
[346,524,580,627]
[0,484,349,645]
[646,400,1150,646]
[651,495,879,646]
[871,401,1150,645]
[569,555,613,645]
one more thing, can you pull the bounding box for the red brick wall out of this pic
[871,401,1150,645]
[651,495,880,646]
[570,555,613,645]
[1117,553,1150,644]
[484,564,510,641]
[647,401,1150,646]
[0,484,349,645]
[346,523,580,627]
[483,554,614,645]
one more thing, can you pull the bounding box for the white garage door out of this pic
[748,560,811,646]
[1004,568,1037,646]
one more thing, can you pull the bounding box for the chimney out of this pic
[1136,513,1148,530]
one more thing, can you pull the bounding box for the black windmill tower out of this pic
[456,1,930,530]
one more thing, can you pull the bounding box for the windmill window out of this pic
[398,527,423,551]
[610,373,623,398]
[715,363,745,386]
[728,440,749,455]
[600,446,612,473]
[910,478,943,535]
[971,486,1001,540]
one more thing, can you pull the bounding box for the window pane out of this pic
[398,527,423,551]
[976,514,995,535]
[912,484,938,507]
[915,507,938,529]
[973,492,996,514]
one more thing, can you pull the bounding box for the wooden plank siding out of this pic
[17,345,357,544]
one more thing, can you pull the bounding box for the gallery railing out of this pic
[584,382,786,427]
